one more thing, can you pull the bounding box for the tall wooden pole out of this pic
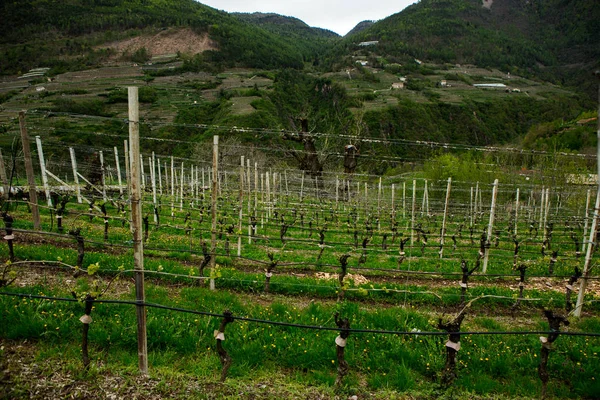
[0,150,8,200]
[582,189,591,254]
[483,179,499,274]
[514,188,520,236]
[114,147,123,196]
[210,136,219,291]
[128,87,148,374]
[411,180,416,245]
[99,151,107,201]
[238,155,244,257]
[439,177,452,259]
[34,136,52,207]
[19,112,41,230]
[124,140,131,199]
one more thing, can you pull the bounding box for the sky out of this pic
[197,0,416,36]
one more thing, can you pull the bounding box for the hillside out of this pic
[0,0,324,74]
[329,0,600,101]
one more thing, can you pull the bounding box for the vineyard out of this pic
[1,91,600,399]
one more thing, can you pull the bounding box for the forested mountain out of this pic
[0,0,328,74]
[1,0,598,176]
[345,21,376,37]
[329,0,600,100]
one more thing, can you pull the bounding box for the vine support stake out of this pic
[128,86,148,374]
[210,135,219,291]
[215,310,235,382]
[440,177,452,259]
[19,112,41,230]
[582,189,591,255]
[0,150,9,200]
[574,188,600,317]
[482,179,498,274]
[238,156,244,257]
[34,136,52,207]
[114,146,123,196]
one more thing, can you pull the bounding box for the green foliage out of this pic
[128,47,151,64]
[50,98,111,117]
[522,113,598,152]
[0,90,19,104]
[106,87,158,104]
[0,0,310,74]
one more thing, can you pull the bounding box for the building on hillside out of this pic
[358,41,379,46]
[391,82,404,90]
[473,83,507,89]
[566,174,598,185]
[356,60,369,66]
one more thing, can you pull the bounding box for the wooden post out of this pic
[482,179,499,274]
[300,170,304,202]
[140,154,146,189]
[336,176,339,207]
[514,188,520,236]
[69,147,82,204]
[247,159,252,244]
[266,171,271,219]
[34,136,52,207]
[238,156,244,257]
[157,158,163,196]
[403,182,406,220]
[170,157,175,216]
[254,162,258,212]
[470,186,474,227]
[124,140,131,198]
[114,147,123,196]
[151,155,157,222]
[421,179,428,217]
[0,150,8,200]
[210,136,219,291]
[541,187,550,244]
[377,177,382,212]
[582,189,591,254]
[99,150,107,201]
[439,177,452,259]
[391,184,396,221]
[411,180,416,245]
[19,113,41,230]
[474,182,479,223]
[128,87,148,374]
[539,187,545,232]
[180,162,184,210]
